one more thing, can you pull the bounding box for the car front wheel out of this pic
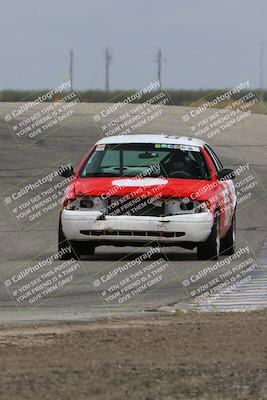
[58,215,75,260]
[58,216,95,259]
[71,241,95,258]
[197,212,220,260]
[220,210,236,255]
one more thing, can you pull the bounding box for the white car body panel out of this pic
[96,134,206,147]
[61,209,213,244]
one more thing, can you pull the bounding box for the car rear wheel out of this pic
[197,212,220,260]
[220,210,236,255]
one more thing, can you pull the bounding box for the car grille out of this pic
[80,230,185,238]
[106,196,165,217]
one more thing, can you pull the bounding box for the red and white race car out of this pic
[58,134,236,260]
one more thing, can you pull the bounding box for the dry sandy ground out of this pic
[0,312,267,400]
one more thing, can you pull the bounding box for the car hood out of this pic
[73,177,217,200]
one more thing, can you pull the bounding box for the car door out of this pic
[204,145,235,235]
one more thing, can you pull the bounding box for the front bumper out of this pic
[61,209,213,244]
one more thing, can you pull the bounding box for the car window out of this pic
[80,143,211,179]
[204,145,223,172]
[124,149,169,166]
[101,148,120,167]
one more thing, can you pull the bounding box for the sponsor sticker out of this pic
[154,143,200,152]
[180,145,200,152]
[95,144,106,151]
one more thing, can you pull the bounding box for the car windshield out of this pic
[80,143,210,180]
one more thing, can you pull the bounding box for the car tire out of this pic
[58,216,95,259]
[71,241,95,257]
[58,215,75,260]
[197,211,220,260]
[220,210,236,255]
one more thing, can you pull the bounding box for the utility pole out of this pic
[105,48,112,91]
[154,49,165,90]
[260,42,264,102]
[69,49,74,92]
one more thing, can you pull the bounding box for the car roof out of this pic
[96,134,206,147]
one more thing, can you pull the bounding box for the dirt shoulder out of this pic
[1,311,267,400]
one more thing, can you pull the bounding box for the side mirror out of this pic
[59,165,74,178]
[217,168,235,181]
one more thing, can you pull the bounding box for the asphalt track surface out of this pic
[0,102,266,326]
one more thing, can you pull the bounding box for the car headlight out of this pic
[180,199,212,213]
[165,198,211,215]
[64,195,106,211]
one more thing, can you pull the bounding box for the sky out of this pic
[1,0,267,91]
